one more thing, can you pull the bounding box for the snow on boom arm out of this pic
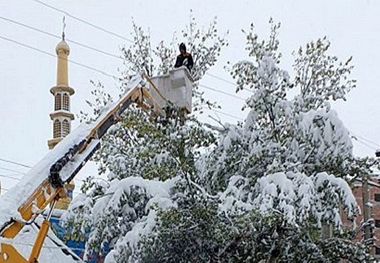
[0,68,193,263]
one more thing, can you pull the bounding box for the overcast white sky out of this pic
[1,0,380,192]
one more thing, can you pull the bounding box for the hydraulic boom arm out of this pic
[0,73,167,263]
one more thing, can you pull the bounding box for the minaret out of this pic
[48,31,75,210]
[47,32,75,150]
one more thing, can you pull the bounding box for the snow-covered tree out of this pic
[134,20,370,262]
[64,18,372,262]
[63,13,225,262]
[201,20,358,227]
[138,196,369,263]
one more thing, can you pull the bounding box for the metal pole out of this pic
[362,173,374,255]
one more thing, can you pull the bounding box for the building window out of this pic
[375,194,380,202]
[62,119,70,137]
[62,93,70,111]
[53,120,61,138]
[55,93,62,110]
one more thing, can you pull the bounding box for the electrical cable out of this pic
[205,72,253,93]
[0,174,23,181]
[351,133,380,149]
[0,15,123,61]
[0,157,31,168]
[199,84,245,101]
[0,34,118,79]
[0,166,26,175]
[31,0,133,43]
[209,109,244,121]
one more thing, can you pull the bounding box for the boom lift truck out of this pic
[0,67,193,263]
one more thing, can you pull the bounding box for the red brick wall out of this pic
[343,181,380,256]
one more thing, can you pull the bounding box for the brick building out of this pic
[344,179,380,257]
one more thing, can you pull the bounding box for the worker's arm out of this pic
[174,55,182,68]
[187,54,194,71]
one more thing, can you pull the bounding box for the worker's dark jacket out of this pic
[174,53,194,72]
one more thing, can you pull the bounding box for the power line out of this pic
[31,0,133,43]
[0,174,23,181]
[352,137,378,151]
[0,13,249,98]
[0,35,118,79]
[0,157,31,168]
[0,169,90,184]
[206,72,236,86]
[0,16,123,61]
[352,133,380,149]
[0,16,245,100]
[206,72,254,94]
[0,166,26,175]
[1,239,86,252]
[0,33,247,107]
[207,112,380,151]
[210,109,244,121]
[199,84,245,101]
[17,1,251,98]
[0,156,91,186]
[1,9,249,99]
[0,173,84,195]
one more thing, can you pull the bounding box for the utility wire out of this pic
[6,7,379,181]
[206,72,236,86]
[199,84,245,101]
[0,174,23,181]
[352,133,380,149]
[0,16,123,61]
[0,35,118,79]
[2,31,378,154]
[0,173,83,196]
[29,0,245,101]
[0,17,246,103]
[0,168,89,185]
[210,109,244,121]
[0,156,91,185]
[0,30,246,108]
[353,137,378,151]
[0,239,85,251]
[31,0,133,43]
[0,166,26,175]
[206,72,253,93]
[0,161,95,188]
[0,14,250,101]
[0,157,31,168]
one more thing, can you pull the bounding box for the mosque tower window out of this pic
[53,119,61,138]
[55,93,62,110]
[62,93,70,111]
[62,119,70,136]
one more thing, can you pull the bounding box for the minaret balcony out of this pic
[48,137,62,149]
[49,110,75,120]
[50,85,75,95]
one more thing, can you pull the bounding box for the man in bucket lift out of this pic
[174,43,194,72]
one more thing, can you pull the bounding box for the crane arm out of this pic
[0,74,164,262]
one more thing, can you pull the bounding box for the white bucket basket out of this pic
[149,67,193,113]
